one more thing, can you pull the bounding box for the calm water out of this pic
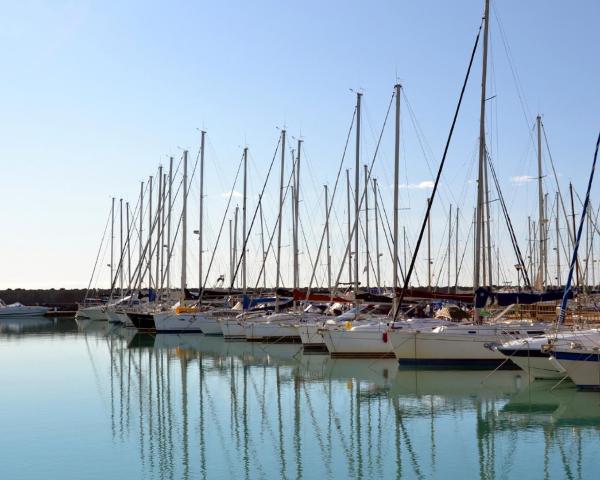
[1,317,600,479]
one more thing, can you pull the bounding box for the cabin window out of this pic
[468,330,476,334]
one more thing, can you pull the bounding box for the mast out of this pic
[119,198,123,296]
[160,173,166,290]
[275,129,286,312]
[363,164,370,290]
[448,204,452,292]
[324,185,332,291]
[556,191,561,286]
[167,157,173,292]
[139,182,144,286]
[180,151,188,304]
[373,178,381,287]
[294,140,302,294]
[242,145,247,293]
[126,201,131,291]
[229,219,233,286]
[536,115,545,288]
[148,175,153,291]
[427,197,432,291]
[155,165,163,296]
[393,84,401,313]
[484,157,493,287]
[455,207,459,288]
[354,92,362,296]
[346,169,353,284]
[199,131,206,294]
[233,205,239,289]
[474,0,490,298]
[110,197,115,288]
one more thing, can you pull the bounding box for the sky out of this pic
[0,0,598,290]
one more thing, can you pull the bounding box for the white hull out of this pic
[154,312,203,333]
[551,350,600,389]
[322,324,394,358]
[389,323,551,367]
[221,318,246,340]
[244,322,300,342]
[0,305,49,317]
[508,355,563,380]
[76,305,107,321]
[298,323,326,350]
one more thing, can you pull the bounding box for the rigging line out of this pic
[557,131,600,325]
[394,19,483,320]
[487,150,531,288]
[303,106,357,295]
[456,212,475,287]
[331,90,395,291]
[199,151,244,301]
[229,137,282,291]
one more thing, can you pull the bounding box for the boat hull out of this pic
[551,350,600,390]
[75,306,107,321]
[322,328,394,358]
[221,319,246,340]
[127,312,156,331]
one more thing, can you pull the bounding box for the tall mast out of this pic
[148,175,153,291]
[363,164,370,290]
[180,151,188,303]
[139,182,144,286]
[275,129,286,312]
[373,178,381,288]
[324,185,332,291]
[126,201,131,291]
[167,157,173,292]
[242,145,247,293]
[556,191,561,286]
[536,115,545,288]
[233,205,239,289]
[354,92,362,296]
[294,140,302,294]
[110,197,115,288]
[229,219,233,286]
[119,198,123,296]
[346,169,353,284]
[392,84,401,314]
[448,204,452,292]
[199,131,206,294]
[427,197,432,291]
[484,157,493,287]
[155,165,163,296]
[474,0,490,296]
[455,207,459,288]
[160,173,166,289]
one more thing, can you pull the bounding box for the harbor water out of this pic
[1,317,599,479]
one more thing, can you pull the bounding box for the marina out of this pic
[2,0,600,478]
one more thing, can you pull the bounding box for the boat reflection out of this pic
[95,328,600,480]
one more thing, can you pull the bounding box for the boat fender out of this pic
[382,331,388,343]
[345,321,352,330]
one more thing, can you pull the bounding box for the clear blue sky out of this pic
[0,0,598,290]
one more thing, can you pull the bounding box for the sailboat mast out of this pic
[167,157,173,292]
[294,140,302,293]
[392,84,401,314]
[364,164,370,290]
[126,201,131,291]
[569,182,580,287]
[354,92,362,296]
[180,151,188,303]
[455,207,459,288]
[242,145,247,293]
[155,165,163,296]
[373,178,381,288]
[556,191,561,286]
[199,131,206,294]
[233,205,239,289]
[537,115,545,288]
[139,182,144,286]
[474,0,490,296]
[148,175,153,291]
[110,197,115,288]
[324,184,332,291]
[259,200,266,289]
[275,129,286,312]
[346,169,352,284]
[427,197,432,291]
[448,204,452,292]
[119,198,123,296]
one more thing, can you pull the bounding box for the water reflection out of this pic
[1,320,599,479]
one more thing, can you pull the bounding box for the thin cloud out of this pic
[221,190,243,198]
[510,175,535,185]
[399,180,434,190]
